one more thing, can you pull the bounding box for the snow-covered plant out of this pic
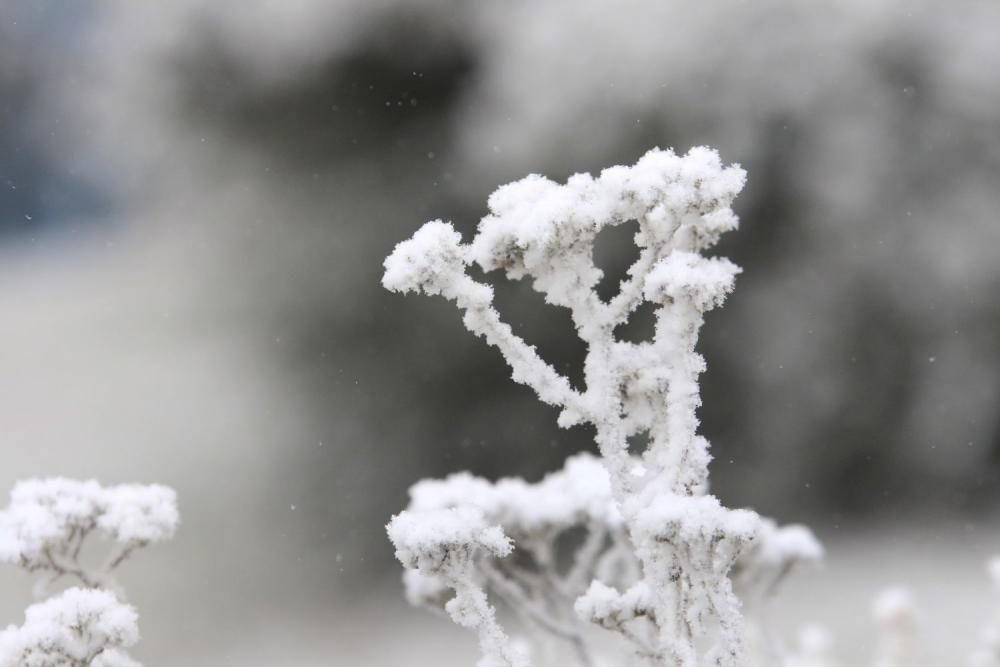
[872,588,915,667]
[0,478,179,666]
[383,147,821,666]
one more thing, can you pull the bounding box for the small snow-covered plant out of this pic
[383,147,821,666]
[0,478,179,666]
[871,588,915,667]
[971,558,1000,666]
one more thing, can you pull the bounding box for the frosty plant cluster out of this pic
[383,147,824,667]
[0,478,179,666]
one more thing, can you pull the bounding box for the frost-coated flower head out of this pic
[387,507,513,571]
[382,220,468,297]
[0,587,140,667]
[0,478,103,567]
[97,484,179,544]
[0,478,179,570]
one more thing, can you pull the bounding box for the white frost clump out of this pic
[0,588,141,667]
[384,147,821,666]
[0,479,179,589]
[381,220,469,298]
[97,484,180,545]
[388,507,513,569]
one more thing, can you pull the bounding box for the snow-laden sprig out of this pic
[388,508,526,667]
[0,587,141,667]
[0,478,178,589]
